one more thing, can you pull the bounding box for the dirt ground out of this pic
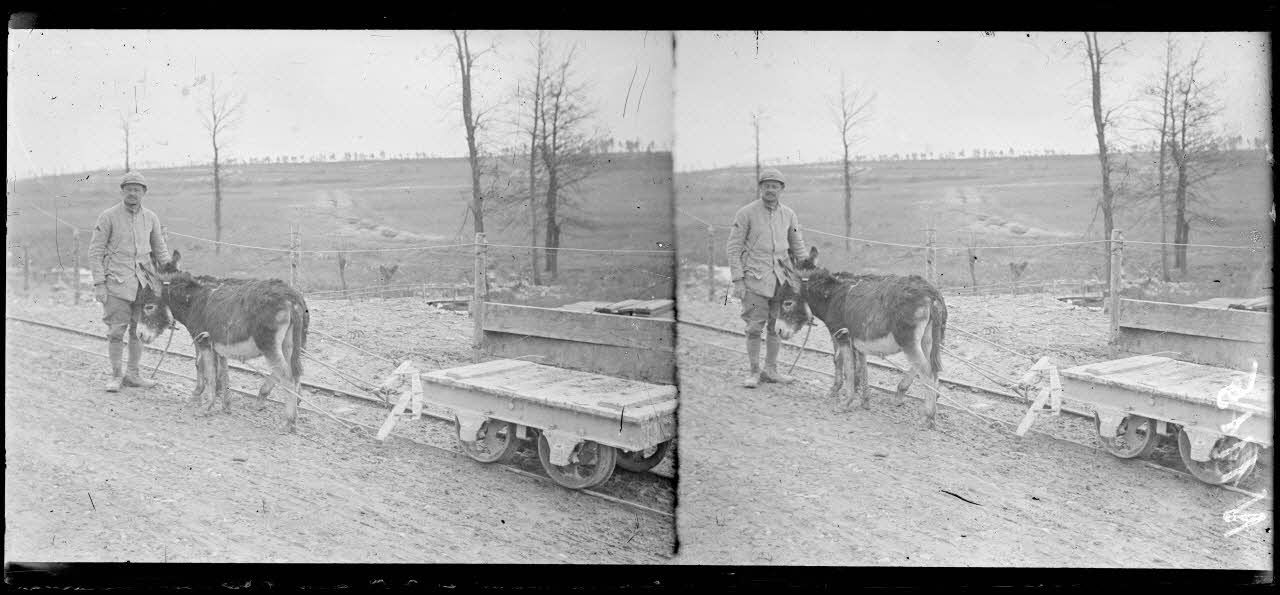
[4,292,674,564]
[6,287,1271,567]
[673,287,1272,568]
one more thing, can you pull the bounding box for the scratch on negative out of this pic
[940,489,982,506]
[622,64,638,118]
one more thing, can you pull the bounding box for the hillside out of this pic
[7,152,676,305]
[675,152,1272,299]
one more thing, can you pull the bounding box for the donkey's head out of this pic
[137,250,196,339]
[135,273,173,344]
[773,246,823,340]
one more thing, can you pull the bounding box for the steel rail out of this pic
[677,331,1271,501]
[677,317,1095,420]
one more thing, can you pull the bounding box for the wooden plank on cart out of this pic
[630,299,675,317]
[1117,298,1272,371]
[1061,355,1272,416]
[483,302,674,351]
[593,299,644,315]
[484,333,675,385]
[559,301,614,314]
[1119,298,1270,342]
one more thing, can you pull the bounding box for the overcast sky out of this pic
[8,30,1269,179]
[673,31,1270,171]
[7,30,674,179]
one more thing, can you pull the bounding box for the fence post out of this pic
[472,232,487,364]
[1109,228,1124,348]
[966,231,977,295]
[706,225,716,302]
[23,245,30,292]
[289,224,300,289]
[924,227,936,285]
[72,231,81,305]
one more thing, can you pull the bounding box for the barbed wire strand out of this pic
[672,209,1261,253]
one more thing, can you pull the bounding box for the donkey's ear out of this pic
[809,246,819,265]
[171,250,183,269]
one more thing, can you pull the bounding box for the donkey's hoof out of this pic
[860,400,872,410]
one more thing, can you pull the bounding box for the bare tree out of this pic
[452,30,496,235]
[1081,32,1128,284]
[829,73,875,252]
[197,73,245,255]
[523,32,549,285]
[120,113,133,173]
[1141,35,1178,281]
[1166,43,1225,274]
[537,43,601,281]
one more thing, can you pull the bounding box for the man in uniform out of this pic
[726,167,808,388]
[88,170,172,392]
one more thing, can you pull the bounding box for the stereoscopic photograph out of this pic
[5,25,1273,584]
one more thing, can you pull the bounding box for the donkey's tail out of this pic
[929,294,947,374]
[290,297,309,381]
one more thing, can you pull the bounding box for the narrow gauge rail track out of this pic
[5,315,675,520]
[676,318,1271,500]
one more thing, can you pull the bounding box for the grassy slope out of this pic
[7,152,675,305]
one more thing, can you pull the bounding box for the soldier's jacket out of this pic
[726,199,807,299]
[87,202,170,302]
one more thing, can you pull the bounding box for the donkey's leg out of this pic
[193,345,217,410]
[828,340,846,401]
[217,354,232,413]
[839,340,860,409]
[854,349,871,410]
[261,349,297,433]
[899,340,936,429]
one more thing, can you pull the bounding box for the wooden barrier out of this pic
[1116,298,1272,372]
[477,301,676,386]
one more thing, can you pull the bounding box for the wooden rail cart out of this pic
[378,299,677,490]
[1029,297,1272,485]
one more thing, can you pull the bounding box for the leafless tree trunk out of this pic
[198,73,245,255]
[830,73,875,252]
[453,30,489,234]
[1166,44,1224,275]
[1153,36,1175,282]
[120,114,132,172]
[536,42,599,282]
[1082,32,1127,284]
[525,32,548,286]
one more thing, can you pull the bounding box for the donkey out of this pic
[774,246,948,429]
[137,250,310,433]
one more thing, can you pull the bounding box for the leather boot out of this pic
[106,340,125,392]
[761,332,795,384]
[124,336,158,389]
[744,333,762,388]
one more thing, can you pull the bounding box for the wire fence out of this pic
[8,196,679,307]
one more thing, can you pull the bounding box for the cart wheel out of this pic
[1177,429,1260,485]
[537,434,617,490]
[1094,413,1159,459]
[456,419,520,464]
[616,441,672,473]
